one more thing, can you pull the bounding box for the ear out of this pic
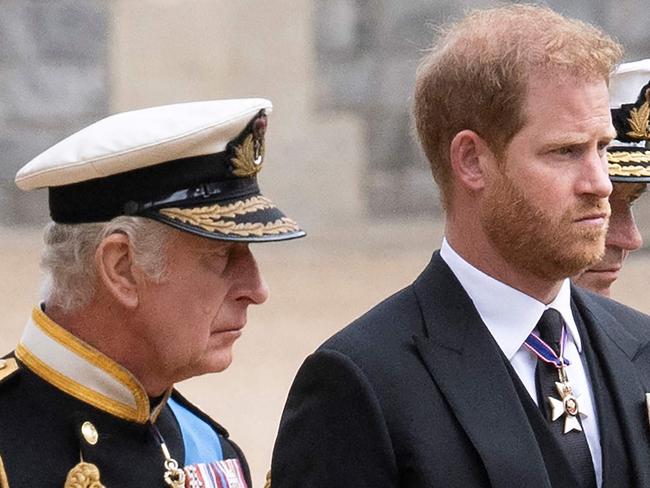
[95,233,140,309]
[449,130,495,191]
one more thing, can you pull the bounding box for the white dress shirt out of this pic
[440,238,602,487]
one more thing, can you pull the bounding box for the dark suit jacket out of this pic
[272,252,650,487]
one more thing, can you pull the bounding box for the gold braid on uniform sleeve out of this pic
[0,454,9,488]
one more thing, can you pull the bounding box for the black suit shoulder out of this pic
[314,283,433,409]
[573,285,650,393]
[272,257,493,487]
[320,283,424,362]
[272,286,422,487]
[573,285,650,346]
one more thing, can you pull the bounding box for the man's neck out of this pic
[43,301,171,397]
[445,226,563,305]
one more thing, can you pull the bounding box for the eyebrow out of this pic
[539,130,617,151]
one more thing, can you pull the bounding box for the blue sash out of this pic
[168,396,223,465]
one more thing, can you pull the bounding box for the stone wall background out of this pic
[0,0,108,224]
[1,0,649,226]
[315,0,650,216]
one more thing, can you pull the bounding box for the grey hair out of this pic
[40,216,173,313]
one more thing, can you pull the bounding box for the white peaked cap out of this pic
[607,60,650,182]
[16,98,273,190]
[13,98,305,242]
[609,59,650,109]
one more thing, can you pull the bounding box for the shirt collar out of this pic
[440,238,582,359]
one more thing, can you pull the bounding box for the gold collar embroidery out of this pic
[16,307,170,423]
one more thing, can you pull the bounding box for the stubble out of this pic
[481,171,609,282]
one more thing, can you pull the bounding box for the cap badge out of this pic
[231,113,267,177]
[626,87,650,142]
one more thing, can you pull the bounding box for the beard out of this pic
[480,169,609,282]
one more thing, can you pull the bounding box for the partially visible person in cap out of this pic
[575,59,650,296]
[0,99,304,487]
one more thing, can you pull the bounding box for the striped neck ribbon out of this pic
[524,326,571,369]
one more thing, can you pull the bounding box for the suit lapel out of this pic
[412,253,551,488]
[572,288,650,487]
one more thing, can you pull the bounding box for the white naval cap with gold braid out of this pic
[607,59,650,181]
[15,98,273,190]
[13,98,305,243]
[609,60,650,110]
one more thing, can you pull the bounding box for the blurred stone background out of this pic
[1,0,649,485]
[3,0,649,227]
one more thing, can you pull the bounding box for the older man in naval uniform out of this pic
[575,60,650,296]
[272,6,650,488]
[0,99,304,487]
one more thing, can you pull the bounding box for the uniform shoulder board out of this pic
[0,358,20,385]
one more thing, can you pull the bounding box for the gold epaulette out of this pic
[0,359,19,385]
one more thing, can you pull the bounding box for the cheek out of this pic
[151,286,214,335]
[522,165,570,206]
[193,287,229,317]
[164,264,232,323]
[503,167,559,214]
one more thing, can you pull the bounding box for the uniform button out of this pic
[0,359,6,369]
[81,421,99,445]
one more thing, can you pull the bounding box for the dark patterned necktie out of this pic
[534,309,596,488]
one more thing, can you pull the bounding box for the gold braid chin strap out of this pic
[263,470,272,488]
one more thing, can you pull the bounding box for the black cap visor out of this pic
[146,190,305,243]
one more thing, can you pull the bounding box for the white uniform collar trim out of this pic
[16,307,169,423]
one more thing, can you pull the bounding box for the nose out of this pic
[234,246,270,305]
[606,199,643,252]
[576,149,612,199]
